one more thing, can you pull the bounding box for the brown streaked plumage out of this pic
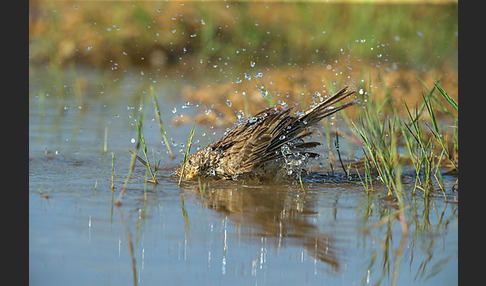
[175,86,356,181]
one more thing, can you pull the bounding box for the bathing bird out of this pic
[175,86,356,181]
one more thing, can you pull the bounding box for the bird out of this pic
[174,86,356,181]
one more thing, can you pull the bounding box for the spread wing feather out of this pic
[216,86,355,175]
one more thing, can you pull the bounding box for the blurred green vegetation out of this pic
[29,1,457,71]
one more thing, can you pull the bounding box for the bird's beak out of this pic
[185,171,194,180]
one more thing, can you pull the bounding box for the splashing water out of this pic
[236,110,245,120]
[280,144,310,178]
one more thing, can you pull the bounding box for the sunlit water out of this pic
[29,67,457,285]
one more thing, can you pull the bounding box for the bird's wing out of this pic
[220,87,356,174]
[222,107,293,173]
[264,87,355,157]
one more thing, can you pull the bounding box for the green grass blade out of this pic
[116,142,140,205]
[138,118,157,184]
[116,97,144,205]
[434,81,457,112]
[299,174,305,192]
[178,122,196,186]
[151,85,174,159]
[111,152,115,192]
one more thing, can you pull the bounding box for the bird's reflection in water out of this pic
[182,179,341,271]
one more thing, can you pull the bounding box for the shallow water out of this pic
[29,67,457,285]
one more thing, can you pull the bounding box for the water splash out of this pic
[236,110,245,120]
[280,144,309,178]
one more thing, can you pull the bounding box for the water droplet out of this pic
[250,61,256,67]
[87,45,92,51]
[261,89,268,98]
[377,54,382,58]
[190,34,197,38]
[236,110,244,120]
[172,107,177,113]
[235,77,242,84]
[205,109,211,115]
[244,73,251,80]
[359,89,364,95]
[226,99,232,107]
[130,138,136,144]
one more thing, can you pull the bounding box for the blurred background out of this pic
[29,0,458,126]
[29,1,457,70]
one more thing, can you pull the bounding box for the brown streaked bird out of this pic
[175,86,356,181]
